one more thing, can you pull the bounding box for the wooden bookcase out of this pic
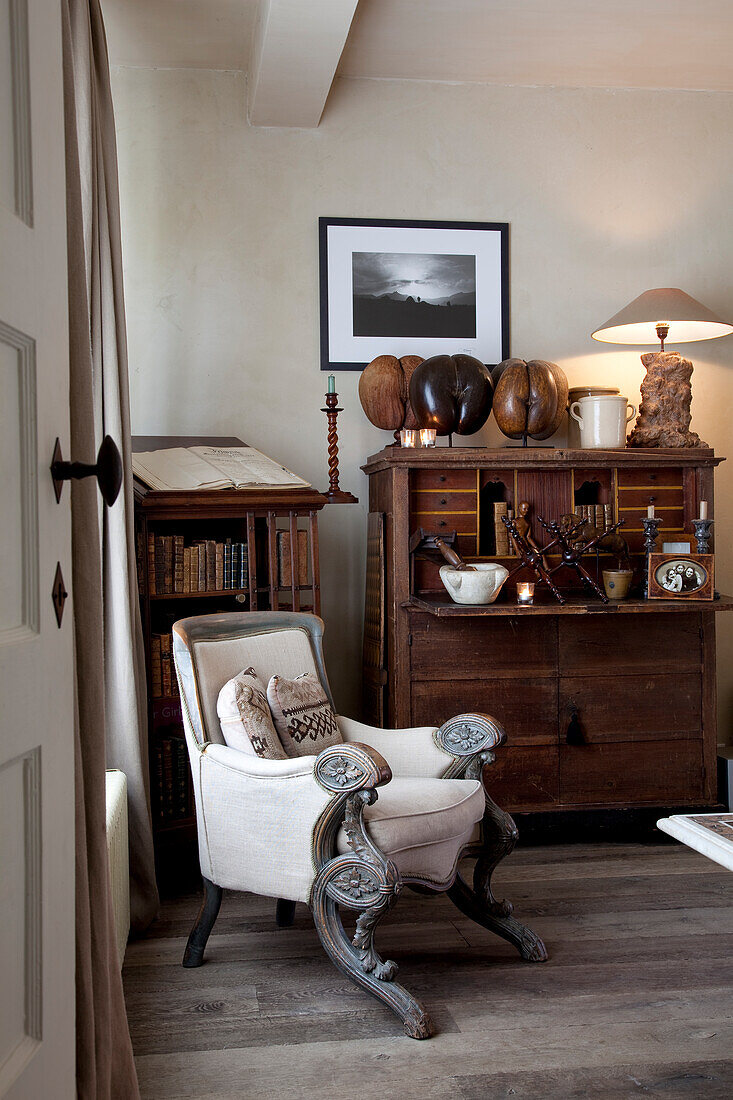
[362,445,732,827]
[133,436,328,885]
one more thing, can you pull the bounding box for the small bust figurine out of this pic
[511,500,549,570]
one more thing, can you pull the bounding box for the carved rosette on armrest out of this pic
[314,741,392,793]
[437,713,506,779]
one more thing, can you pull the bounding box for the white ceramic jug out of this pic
[569,394,636,450]
[439,562,509,605]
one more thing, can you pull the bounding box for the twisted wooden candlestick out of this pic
[321,391,358,504]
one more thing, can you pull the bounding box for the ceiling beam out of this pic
[248,0,359,127]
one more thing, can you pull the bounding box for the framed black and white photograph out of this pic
[319,218,509,371]
[648,553,714,600]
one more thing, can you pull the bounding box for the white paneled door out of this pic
[0,1,75,1097]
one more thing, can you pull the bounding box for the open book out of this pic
[132,445,310,492]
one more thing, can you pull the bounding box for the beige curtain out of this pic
[63,0,159,1092]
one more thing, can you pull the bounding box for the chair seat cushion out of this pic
[336,777,484,886]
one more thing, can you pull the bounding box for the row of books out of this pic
[576,503,614,531]
[145,535,249,595]
[139,530,310,594]
[153,734,191,822]
[150,633,178,699]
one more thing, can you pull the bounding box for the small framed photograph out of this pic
[648,553,714,600]
[319,217,509,371]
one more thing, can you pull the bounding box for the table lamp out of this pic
[591,288,732,448]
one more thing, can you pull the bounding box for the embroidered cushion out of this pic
[217,666,286,759]
[267,673,342,758]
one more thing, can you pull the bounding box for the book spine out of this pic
[147,533,156,595]
[136,528,145,593]
[150,635,162,697]
[189,545,199,593]
[604,503,613,531]
[197,542,207,592]
[215,542,224,591]
[240,542,248,590]
[155,535,166,594]
[174,738,188,819]
[161,633,172,696]
[163,535,174,594]
[223,539,232,590]
[231,543,240,590]
[205,540,216,591]
[183,546,191,594]
[494,502,510,556]
[154,740,164,820]
[173,534,185,593]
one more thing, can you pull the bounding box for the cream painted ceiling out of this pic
[105,0,733,92]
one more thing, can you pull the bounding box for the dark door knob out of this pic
[51,435,123,506]
[565,709,585,745]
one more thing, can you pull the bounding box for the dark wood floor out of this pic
[123,843,733,1099]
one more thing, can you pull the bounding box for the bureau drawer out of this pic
[411,677,558,744]
[616,487,684,508]
[560,673,702,743]
[412,512,478,536]
[558,614,701,675]
[410,614,557,676]
[618,508,685,533]
[411,490,477,512]
[483,745,559,810]
[559,740,704,806]
[412,468,477,491]
[616,468,683,488]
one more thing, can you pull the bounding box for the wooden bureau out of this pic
[362,446,732,820]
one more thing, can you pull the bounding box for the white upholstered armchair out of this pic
[173,611,546,1039]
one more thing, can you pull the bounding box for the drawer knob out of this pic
[566,709,585,746]
[440,497,447,505]
[438,519,447,527]
[439,475,446,482]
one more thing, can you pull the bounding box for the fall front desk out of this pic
[362,446,731,820]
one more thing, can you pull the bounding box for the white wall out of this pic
[111,69,733,736]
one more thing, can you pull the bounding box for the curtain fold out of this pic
[64,0,159,1093]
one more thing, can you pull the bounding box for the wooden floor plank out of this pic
[124,843,733,1099]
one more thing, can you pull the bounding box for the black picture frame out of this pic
[319,217,510,372]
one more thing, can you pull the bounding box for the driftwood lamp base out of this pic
[627,351,708,448]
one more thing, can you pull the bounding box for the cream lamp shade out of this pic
[591,288,733,346]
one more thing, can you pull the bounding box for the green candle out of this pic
[327,374,335,394]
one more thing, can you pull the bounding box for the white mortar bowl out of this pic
[439,563,509,605]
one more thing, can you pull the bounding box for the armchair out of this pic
[173,611,546,1039]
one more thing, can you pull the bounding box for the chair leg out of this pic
[182,877,223,968]
[276,899,296,928]
[448,794,547,963]
[310,789,434,1039]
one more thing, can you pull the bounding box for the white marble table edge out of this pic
[657,813,733,872]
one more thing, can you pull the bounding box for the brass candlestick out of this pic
[321,390,358,504]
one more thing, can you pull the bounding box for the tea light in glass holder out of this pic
[419,428,437,447]
[400,429,418,448]
[516,581,535,604]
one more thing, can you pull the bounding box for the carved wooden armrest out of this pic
[437,713,506,758]
[314,741,392,794]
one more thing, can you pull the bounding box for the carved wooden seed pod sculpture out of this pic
[492,358,569,442]
[358,354,424,433]
[408,354,494,437]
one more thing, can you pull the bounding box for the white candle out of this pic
[400,429,417,448]
[517,582,535,604]
[419,428,436,447]
[647,504,655,518]
[699,500,708,520]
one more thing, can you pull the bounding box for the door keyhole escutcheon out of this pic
[52,562,68,627]
[566,708,585,745]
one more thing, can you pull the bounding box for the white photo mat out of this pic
[319,218,509,371]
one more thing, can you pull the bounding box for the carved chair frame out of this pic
[174,612,547,1040]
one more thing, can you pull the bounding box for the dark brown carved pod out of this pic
[408,354,494,437]
[358,354,424,432]
[492,359,568,442]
